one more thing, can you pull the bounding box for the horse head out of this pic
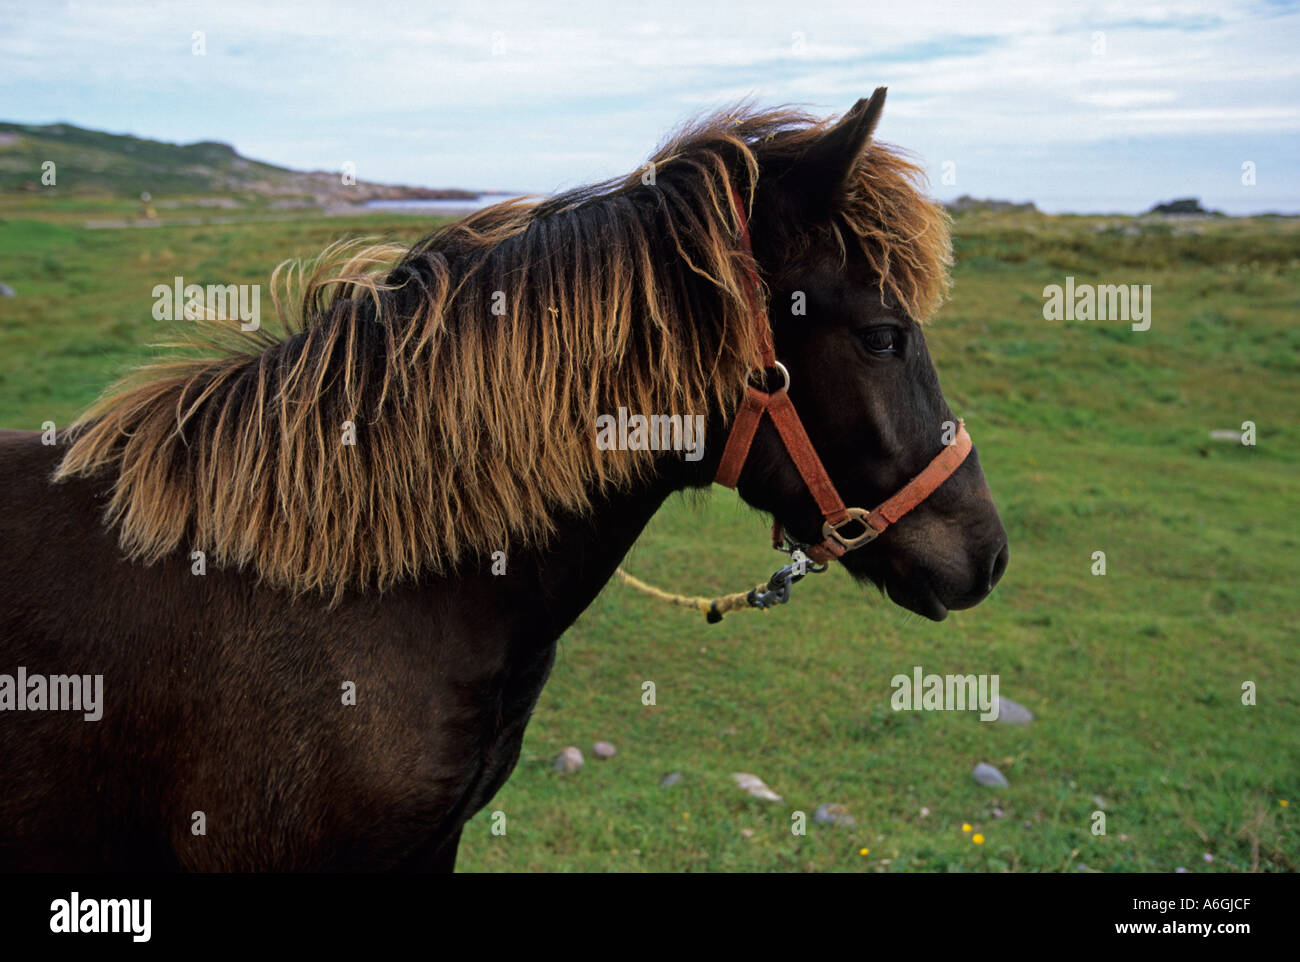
[721,89,1008,620]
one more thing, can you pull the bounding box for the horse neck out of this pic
[523,446,721,637]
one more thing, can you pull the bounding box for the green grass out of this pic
[0,202,1294,872]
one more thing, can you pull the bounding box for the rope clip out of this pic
[745,548,825,611]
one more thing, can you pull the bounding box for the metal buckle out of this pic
[822,507,878,551]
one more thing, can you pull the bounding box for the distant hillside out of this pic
[1146,197,1223,216]
[0,121,477,204]
[945,195,1038,214]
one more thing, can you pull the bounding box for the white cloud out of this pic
[0,0,1295,210]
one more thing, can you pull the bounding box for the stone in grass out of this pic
[994,697,1034,724]
[0,283,15,298]
[732,772,782,802]
[813,803,856,827]
[554,746,584,774]
[973,762,1009,787]
[660,771,683,788]
[592,740,616,759]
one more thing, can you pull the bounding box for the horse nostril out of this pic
[988,542,1009,590]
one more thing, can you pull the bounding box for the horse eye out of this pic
[856,326,900,355]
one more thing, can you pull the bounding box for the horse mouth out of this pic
[833,545,952,621]
[883,577,949,621]
[782,520,980,621]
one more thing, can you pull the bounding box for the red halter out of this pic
[714,186,973,564]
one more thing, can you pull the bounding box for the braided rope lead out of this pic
[613,567,768,623]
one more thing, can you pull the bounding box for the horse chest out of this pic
[339,619,558,866]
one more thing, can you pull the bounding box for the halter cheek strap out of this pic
[713,185,973,564]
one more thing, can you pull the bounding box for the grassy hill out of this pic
[0,200,1295,872]
[0,120,476,204]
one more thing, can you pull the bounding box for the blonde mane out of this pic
[55,105,951,601]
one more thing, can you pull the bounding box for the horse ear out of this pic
[788,87,887,220]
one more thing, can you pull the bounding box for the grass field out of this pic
[0,194,1295,872]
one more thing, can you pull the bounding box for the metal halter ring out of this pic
[745,361,790,394]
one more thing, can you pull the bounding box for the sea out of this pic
[363,195,526,215]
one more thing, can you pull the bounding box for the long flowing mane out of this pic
[54,105,952,601]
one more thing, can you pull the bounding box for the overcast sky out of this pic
[2,0,1296,213]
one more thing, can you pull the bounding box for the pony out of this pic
[0,88,1007,870]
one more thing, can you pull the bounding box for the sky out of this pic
[1,0,1297,214]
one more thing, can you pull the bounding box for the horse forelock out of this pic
[53,103,950,601]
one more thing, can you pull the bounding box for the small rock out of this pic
[592,740,616,759]
[553,746,584,774]
[813,803,856,827]
[973,762,1009,787]
[0,283,15,298]
[994,697,1034,724]
[660,772,682,788]
[732,772,782,802]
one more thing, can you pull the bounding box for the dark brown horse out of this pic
[0,89,1007,871]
